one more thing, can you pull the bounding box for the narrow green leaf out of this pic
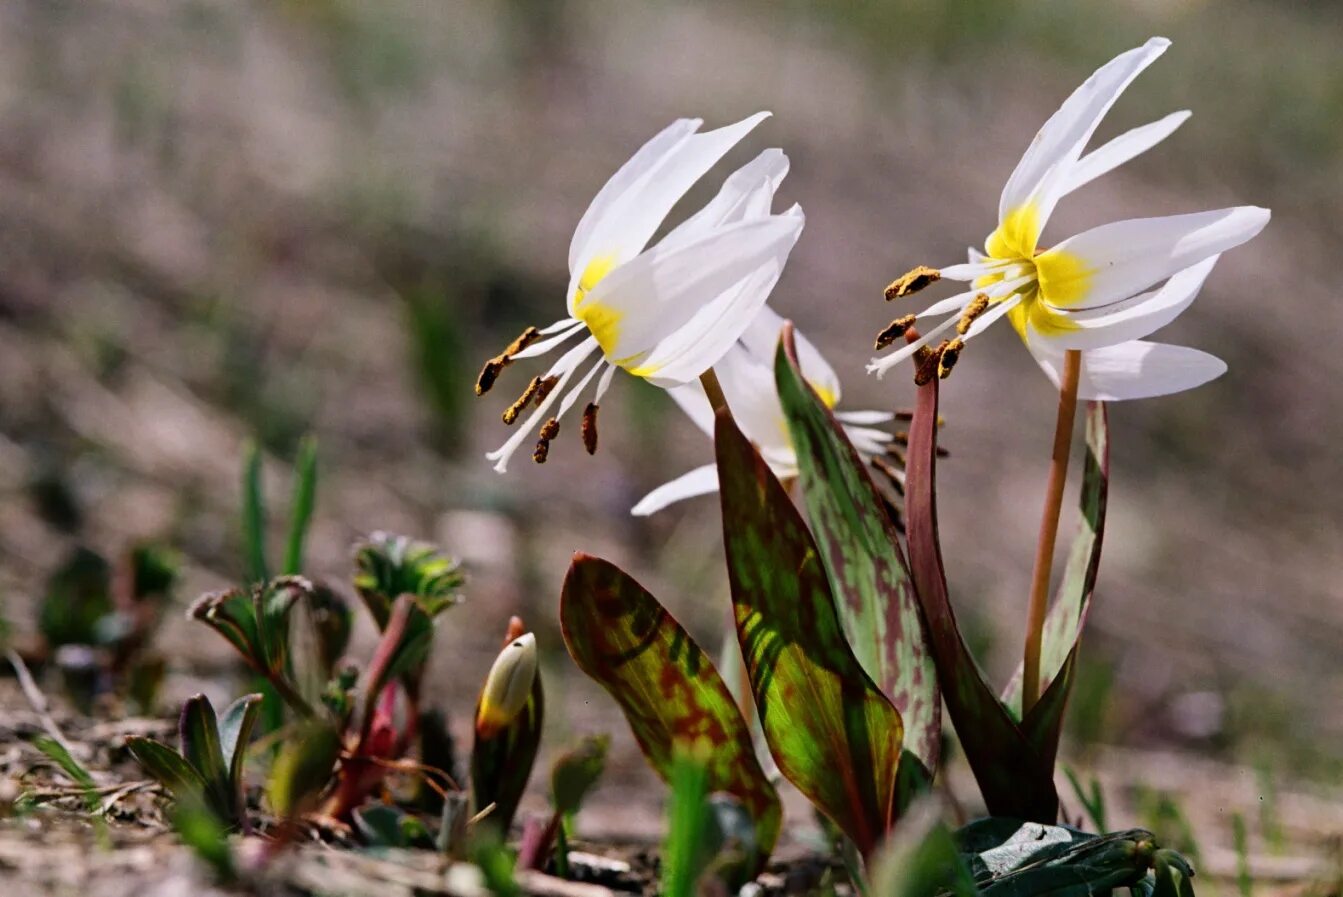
[775,328,940,788]
[661,752,714,897]
[715,411,903,858]
[32,735,110,848]
[282,437,318,576]
[904,377,1057,821]
[126,736,209,801]
[188,588,263,668]
[171,796,235,882]
[179,694,232,819]
[560,556,781,862]
[218,693,263,815]
[353,532,464,629]
[241,440,269,585]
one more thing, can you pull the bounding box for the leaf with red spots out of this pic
[774,326,940,802]
[715,411,903,858]
[560,555,781,864]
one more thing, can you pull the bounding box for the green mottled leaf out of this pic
[470,658,542,836]
[560,557,781,861]
[775,328,940,790]
[179,694,231,817]
[904,377,1057,822]
[715,411,902,858]
[126,735,209,801]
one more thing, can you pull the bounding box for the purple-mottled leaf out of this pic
[775,326,940,790]
[560,556,781,863]
[905,377,1057,822]
[716,410,903,858]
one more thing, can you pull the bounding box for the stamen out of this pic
[938,338,964,379]
[956,294,991,334]
[534,375,560,406]
[475,326,542,396]
[870,457,906,495]
[914,340,950,386]
[533,418,560,464]
[581,403,599,455]
[503,377,543,425]
[884,266,941,301]
[875,314,918,350]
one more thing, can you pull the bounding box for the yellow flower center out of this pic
[982,201,1096,338]
[572,253,660,376]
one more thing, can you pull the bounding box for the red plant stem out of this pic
[1022,349,1082,712]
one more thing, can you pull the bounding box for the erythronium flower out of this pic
[477,113,805,472]
[869,37,1270,399]
[632,307,895,516]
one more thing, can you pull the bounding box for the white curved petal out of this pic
[1032,339,1227,401]
[1037,206,1269,310]
[569,118,700,272]
[737,305,842,406]
[834,409,894,425]
[667,381,715,438]
[1037,255,1217,351]
[511,321,586,360]
[659,149,789,253]
[998,37,1170,232]
[1060,110,1191,197]
[631,464,721,516]
[604,209,804,386]
[568,111,772,310]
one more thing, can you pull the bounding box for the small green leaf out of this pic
[171,796,235,882]
[32,735,109,847]
[776,330,940,792]
[179,694,231,817]
[256,575,311,676]
[39,548,112,649]
[218,693,264,818]
[352,804,410,847]
[126,736,209,801]
[560,556,781,863]
[188,588,263,669]
[267,721,340,818]
[661,751,714,897]
[550,734,609,817]
[353,532,464,629]
[904,377,1057,821]
[869,802,976,897]
[716,412,903,858]
[241,440,269,585]
[282,436,319,576]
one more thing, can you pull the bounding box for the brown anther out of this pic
[533,417,560,464]
[503,326,541,358]
[533,375,560,406]
[914,340,950,386]
[503,377,543,424]
[875,314,918,350]
[871,457,906,495]
[884,266,941,301]
[957,294,991,335]
[581,403,599,455]
[475,359,506,396]
[894,410,914,422]
[938,338,964,379]
[890,431,909,447]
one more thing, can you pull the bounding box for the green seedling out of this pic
[517,733,609,874]
[29,735,110,848]
[126,692,263,831]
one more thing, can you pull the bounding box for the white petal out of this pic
[631,464,721,516]
[667,381,715,438]
[1037,206,1269,310]
[592,363,618,404]
[569,112,772,308]
[1036,255,1217,351]
[834,410,894,425]
[961,293,1024,341]
[738,305,842,406]
[1060,110,1191,197]
[511,321,587,360]
[486,337,598,472]
[658,148,789,252]
[998,37,1171,232]
[569,118,700,272]
[1032,339,1227,401]
[591,209,804,385]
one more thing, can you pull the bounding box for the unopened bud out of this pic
[476,632,538,738]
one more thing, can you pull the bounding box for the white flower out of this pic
[632,307,893,516]
[479,113,805,471]
[868,38,1270,400]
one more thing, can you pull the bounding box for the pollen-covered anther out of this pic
[914,340,950,386]
[581,403,599,455]
[870,456,906,494]
[884,266,941,301]
[875,314,918,350]
[503,377,543,425]
[957,294,991,335]
[533,418,560,464]
[938,338,964,379]
[533,375,560,407]
[475,326,541,396]
[503,325,541,358]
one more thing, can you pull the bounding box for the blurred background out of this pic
[1,0,1340,863]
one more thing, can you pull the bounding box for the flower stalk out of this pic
[1022,348,1082,711]
[699,368,731,416]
